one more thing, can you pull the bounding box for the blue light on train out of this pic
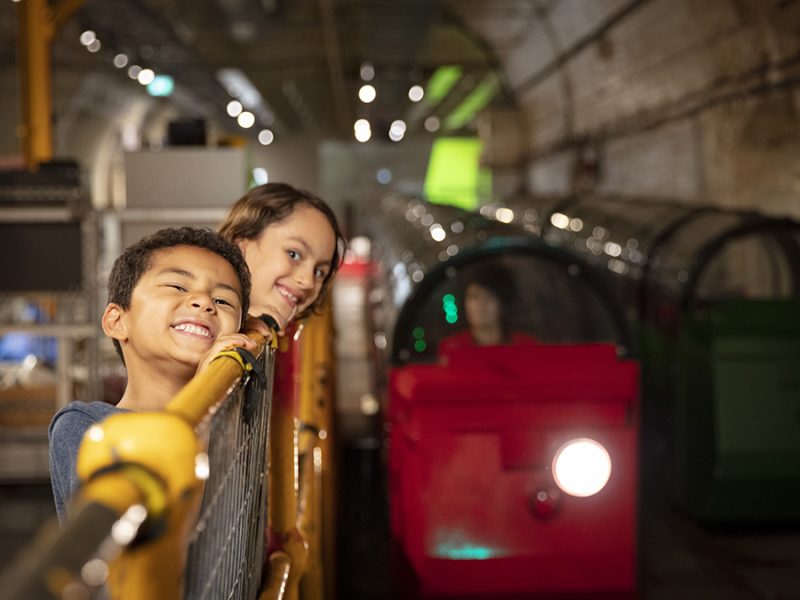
[435,544,495,560]
[147,75,174,97]
[432,530,504,560]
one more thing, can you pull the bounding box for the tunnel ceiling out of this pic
[2,0,524,141]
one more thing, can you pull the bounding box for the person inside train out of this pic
[438,263,537,356]
[48,227,269,522]
[218,182,345,332]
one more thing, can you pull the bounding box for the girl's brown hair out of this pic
[218,182,345,319]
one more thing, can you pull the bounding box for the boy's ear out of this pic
[101,303,128,342]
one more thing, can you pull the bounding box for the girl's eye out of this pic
[287,249,301,261]
[314,267,328,280]
[167,284,187,292]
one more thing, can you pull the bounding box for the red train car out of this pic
[367,197,639,598]
[389,345,638,598]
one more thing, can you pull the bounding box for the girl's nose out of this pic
[295,264,314,289]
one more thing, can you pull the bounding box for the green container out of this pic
[673,300,800,522]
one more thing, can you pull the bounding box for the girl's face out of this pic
[464,282,502,330]
[237,204,337,328]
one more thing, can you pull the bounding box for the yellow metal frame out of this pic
[16,0,85,171]
[69,329,272,600]
[261,308,337,600]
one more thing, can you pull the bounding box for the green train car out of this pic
[484,195,800,523]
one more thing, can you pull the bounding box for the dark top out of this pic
[48,401,128,523]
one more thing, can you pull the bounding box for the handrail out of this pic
[1,327,271,600]
[260,309,335,600]
[3,312,337,600]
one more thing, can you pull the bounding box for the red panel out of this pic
[388,344,639,597]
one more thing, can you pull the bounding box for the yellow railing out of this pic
[3,309,337,599]
[262,310,336,600]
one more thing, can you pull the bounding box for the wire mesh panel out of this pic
[182,350,273,600]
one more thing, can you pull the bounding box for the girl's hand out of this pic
[195,332,258,374]
[247,304,295,336]
[243,315,275,345]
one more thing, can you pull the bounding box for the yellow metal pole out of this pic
[297,309,337,600]
[17,0,84,170]
[264,332,307,600]
[16,0,85,170]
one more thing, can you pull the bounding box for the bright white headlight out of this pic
[552,438,611,497]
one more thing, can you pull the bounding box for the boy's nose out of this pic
[190,294,215,312]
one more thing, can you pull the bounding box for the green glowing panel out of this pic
[426,66,463,103]
[412,327,425,340]
[424,137,482,210]
[444,73,500,131]
[414,339,427,352]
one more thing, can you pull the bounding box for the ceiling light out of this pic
[217,68,277,130]
[258,129,274,145]
[390,120,406,136]
[137,69,155,86]
[113,53,129,69]
[79,30,96,46]
[237,111,255,128]
[227,100,243,117]
[408,85,424,102]
[424,116,440,132]
[360,62,375,81]
[354,119,371,142]
[127,65,142,80]
[252,167,268,185]
[86,39,101,53]
[359,84,376,104]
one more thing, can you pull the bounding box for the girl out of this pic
[438,263,536,355]
[219,182,345,332]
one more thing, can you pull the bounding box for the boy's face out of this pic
[103,245,243,376]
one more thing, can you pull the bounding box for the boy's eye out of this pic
[214,297,235,308]
[166,284,187,292]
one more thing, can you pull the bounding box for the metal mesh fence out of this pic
[182,351,273,600]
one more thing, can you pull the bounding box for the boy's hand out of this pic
[195,332,259,374]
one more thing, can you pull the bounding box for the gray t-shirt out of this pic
[48,401,128,523]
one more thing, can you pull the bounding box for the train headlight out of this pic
[552,438,611,497]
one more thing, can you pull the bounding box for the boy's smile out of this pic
[106,245,243,378]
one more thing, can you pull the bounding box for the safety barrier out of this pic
[1,311,336,600]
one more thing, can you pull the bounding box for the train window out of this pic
[395,252,623,363]
[695,232,800,301]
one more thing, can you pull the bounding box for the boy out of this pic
[49,227,264,522]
